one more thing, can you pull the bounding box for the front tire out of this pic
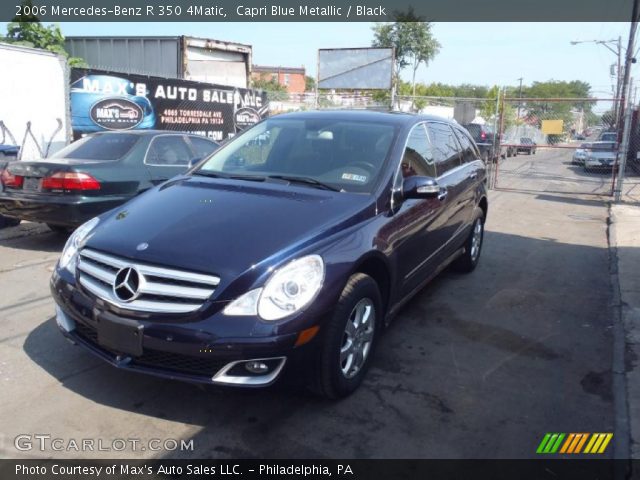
[310,273,382,399]
[452,211,485,273]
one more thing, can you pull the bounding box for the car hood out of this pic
[85,176,375,281]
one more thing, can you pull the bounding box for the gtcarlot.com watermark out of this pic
[14,434,194,453]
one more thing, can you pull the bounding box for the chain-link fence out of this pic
[618,105,640,204]
[493,97,622,196]
[264,92,390,113]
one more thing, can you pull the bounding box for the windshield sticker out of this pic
[342,173,367,183]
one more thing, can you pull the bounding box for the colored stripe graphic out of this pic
[559,434,575,454]
[538,433,613,454]
[583,434,599,453]
[537,433,552,454]
[573,433,589,453]
[584,433,614,454]
[597,433,613,453]
[537,433,565,454]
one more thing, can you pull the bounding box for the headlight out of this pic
[58,217,100,274]
[224,255,325,321]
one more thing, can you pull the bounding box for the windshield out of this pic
[196,117,397,193]
[599,133,617,142]
[53,134,139,160]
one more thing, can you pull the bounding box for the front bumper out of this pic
[585,158,616,169]
[51,273,315,387]
[0,192,131,227]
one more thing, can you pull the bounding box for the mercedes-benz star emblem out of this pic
[113,267,141,302]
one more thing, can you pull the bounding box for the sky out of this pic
[1,21,635,94]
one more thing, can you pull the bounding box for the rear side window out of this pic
[146,136,193,166]
[463,124,481,141]
[54,134,139,160]
[453,128,479,164]
[427,123,462,175]
[189,136,219,159]
[402,124,436,178]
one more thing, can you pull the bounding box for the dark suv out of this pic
[461,123,499,163]
[51,111,488,398]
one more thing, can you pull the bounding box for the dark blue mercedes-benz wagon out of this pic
[50,110,488,398]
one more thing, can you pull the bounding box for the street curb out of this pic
[607,204,632,477]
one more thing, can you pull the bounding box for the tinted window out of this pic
[146,136,192,166]
[53,134,139,160]
[600,133,617,142]
[453,128,479,163]
[197,118,397,194]
[463,124,481,141]
[427,123,462,175]
[401,124,436,178]
[189,136,219,158]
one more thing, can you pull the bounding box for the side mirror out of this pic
[188,157,203,169]
[402,176,440,199]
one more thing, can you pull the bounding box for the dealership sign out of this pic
[90,98,144,130]
[70,68,269,140]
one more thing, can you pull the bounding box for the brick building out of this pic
[252,65,306,94]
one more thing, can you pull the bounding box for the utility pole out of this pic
[570,37,623,127]
[516,77,523,120]
[617,5,638,134]
[614,0,639,203]
[616,36,622,125]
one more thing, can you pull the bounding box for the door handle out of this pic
[437,188,448,201]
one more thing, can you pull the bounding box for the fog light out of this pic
[245,361,270,374]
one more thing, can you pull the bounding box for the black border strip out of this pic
[2,0,638,22]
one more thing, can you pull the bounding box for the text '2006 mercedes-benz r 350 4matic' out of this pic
[51,111,488,398]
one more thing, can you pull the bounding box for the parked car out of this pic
[462,123,498,162]
[517,137,537,155]
[0,144,19,160]
[0,157,20,228]
[50,111,488,399]
[0,131,218,232]
[572,142,591,165]
[499,135,517,158]
[584,141,618,172]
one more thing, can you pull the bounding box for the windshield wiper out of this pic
[266,175,342,192]
[192,170,228,178]
[192,171,265,182]
[228,174,266,182]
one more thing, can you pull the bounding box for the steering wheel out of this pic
[347,161,376,172]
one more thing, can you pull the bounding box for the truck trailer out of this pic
[65,36,253,89]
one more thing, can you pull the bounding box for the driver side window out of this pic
[402,124,436,178]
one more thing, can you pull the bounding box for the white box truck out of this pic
[0,43,70,162]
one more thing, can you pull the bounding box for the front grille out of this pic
[77,248,220,314]
[73,321,226,377]
[75,321,99,345]
[134,348,227,376]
